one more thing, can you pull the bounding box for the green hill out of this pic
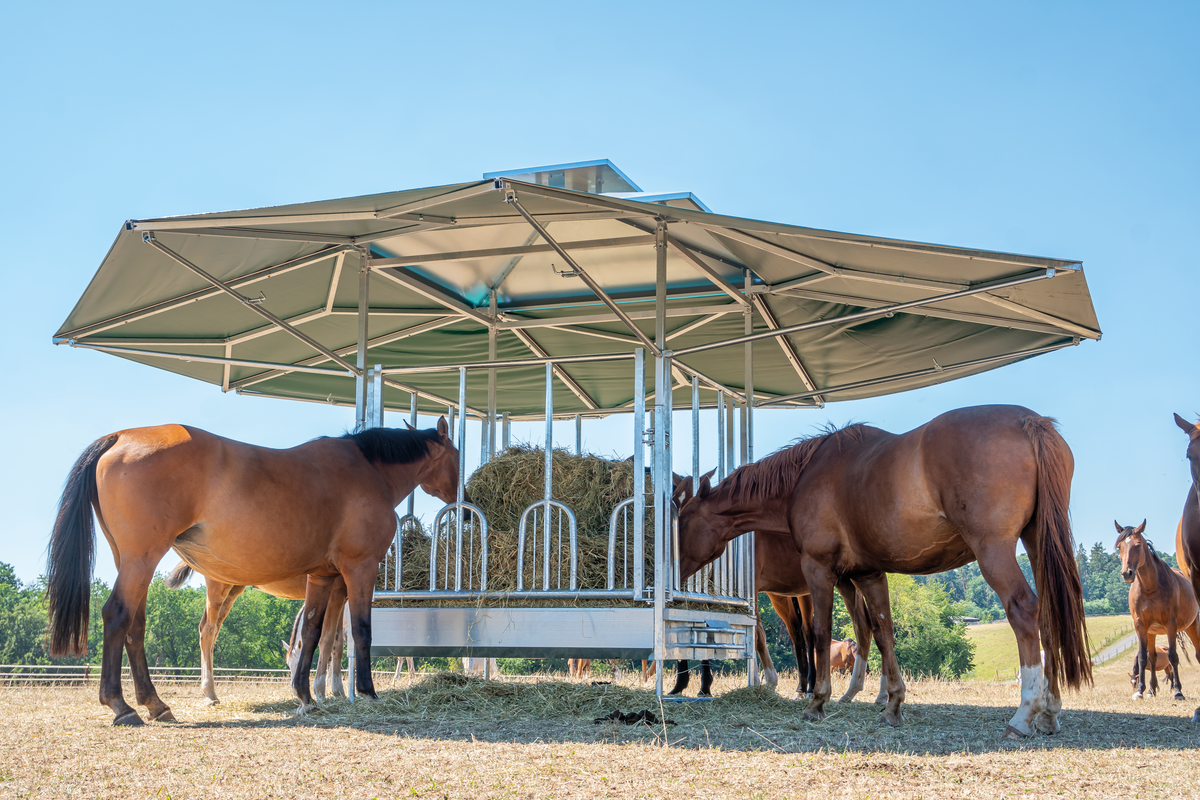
[966,614,1132,680]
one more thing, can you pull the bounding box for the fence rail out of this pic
[0,664,291,686]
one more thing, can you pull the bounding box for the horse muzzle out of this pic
[1121,570,1134,583]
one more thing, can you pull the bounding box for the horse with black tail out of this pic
[1174,413,1200,724]
[677,405,1091,737]
[46,421,460,725]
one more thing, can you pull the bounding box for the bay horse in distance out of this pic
[46,420,460,724]
[1115,520,1199,701]
[1174,413,1200,723]
[677,405,1091,738]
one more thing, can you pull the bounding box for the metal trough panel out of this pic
[661,608,756,661]
[368,606,655,660]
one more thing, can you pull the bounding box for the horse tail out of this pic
[164,561,193,590]
[1023,415,1092,692]
[1178,630,1194,665]
[46,433,119,657]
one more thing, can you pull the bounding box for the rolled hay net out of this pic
[376,445,654,601]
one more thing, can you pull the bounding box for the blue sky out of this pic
[1,1,1196,585]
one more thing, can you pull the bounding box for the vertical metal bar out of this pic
[652,221,668,692]
[665,359,676,598]
[632,348,646,600]
[502,412,511,451]
[743,269,758,687]
[691,375,700,488]
[407,393,417,516]
[354,252,370,432]
[543,361,554,591]
[455,368,466,592]
[488,290,498,461]
[575,414,582,455]
[448,404,455,441]
[344,602,356,703]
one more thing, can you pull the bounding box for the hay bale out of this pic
[378,446,653,597]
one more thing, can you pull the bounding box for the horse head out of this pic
[676,471,740,581]
[1115,519,1149,583]
[1174,413,1200,488]
[418,416,464,505]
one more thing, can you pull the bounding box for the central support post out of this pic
[543,362,554,590]
[742,269,758,687]
[652,220,670,697]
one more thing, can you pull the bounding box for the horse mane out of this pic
[339,427,440,464]
[713,423,867,505]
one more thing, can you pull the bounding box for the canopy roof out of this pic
[56,160,1100,419]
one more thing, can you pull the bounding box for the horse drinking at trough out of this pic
[1174,413,1200,723]
[1115,520,1200,701]
[676,405,1091,737]
[45,420,460,724]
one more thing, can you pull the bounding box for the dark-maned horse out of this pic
[45,421,459,725]
[677,405,1091,737]
[1116,520,1200,701]
[1174,413,1200,723]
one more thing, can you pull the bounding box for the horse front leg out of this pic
[799,557,836,721]
[343,563,380,701]
[854,573,904,725]
[1146,634,1159,697]
[668,660,691,695]
[314,580,348,701]
[754,621,778,689]
[1166,629,1184,701]
[1133,635,1148,700]
[292,575,335,714]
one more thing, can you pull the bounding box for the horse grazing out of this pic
[830,639,859,675]
[45,421,460,725]
[1174,413,1200,723]
[1115,520,1200,701]
[677,405,1091,738]
[166,562,348,705]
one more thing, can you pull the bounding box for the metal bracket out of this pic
[550,262,581,279]
[141,232,155,244]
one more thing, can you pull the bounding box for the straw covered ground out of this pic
[3,654,1197,798]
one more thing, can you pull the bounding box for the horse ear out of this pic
[437,416,449,437]
[701,467,717,485]
[697,473,713,498]
[1114,520,1123,534]
[403,419,416,431]
[672,476,693,506]
[281,639,290,654]
[1176,413,1199,438]
[1135,519,1146,535]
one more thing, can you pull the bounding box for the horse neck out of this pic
[372,458,428,507]
[705,491,790,542]
[1135,549,1165,595]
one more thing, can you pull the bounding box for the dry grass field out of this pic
[2,653,1197,799]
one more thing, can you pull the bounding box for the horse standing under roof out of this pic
[677,405,1091,738]
[45,421,460,725]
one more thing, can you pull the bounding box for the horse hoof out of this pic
[1036,716,1060,735]
[203,697,220,707]
[1174,693,1185,702]
[113,710,144,727]
[1003,725,1028,739]
[1132,692,1143,701]
[873,695,888,706]
[150,709,176,723]
[802,707,826,722]
[883,710,903,727]
[1192,708,1199,724]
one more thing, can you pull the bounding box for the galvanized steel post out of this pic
[354,248,371,432]
[652,221,668,697]
[455,368,467,592]
[632,348,645,600]
[543,362,554,590]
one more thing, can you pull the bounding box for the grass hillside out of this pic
[966,614,1133,680]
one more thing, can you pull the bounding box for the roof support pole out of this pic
[742,276,757,687]
[406,393,418,520]
[505,191,661,356]
[632,348,646,603]
[486,290,498,462]
[652,220,669,697]
[355,248,371,432]
[141,235,360,374]
[670,268,1059,358]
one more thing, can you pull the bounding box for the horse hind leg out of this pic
[126,592,175,722]
[99,558,167,726]
[854,573,904,726]
[199,582,242,705]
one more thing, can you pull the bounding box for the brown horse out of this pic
[165,562,349,705]
[1174,413,1200,723]
[46,421,460,725]
[677,405,1090,737]
[1116,520,1200,701]
[1129,645,1177,691]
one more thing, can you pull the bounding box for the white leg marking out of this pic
[1006,665,1047,737]
[838,655,868,703]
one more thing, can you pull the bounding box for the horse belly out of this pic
[171,523,324,587]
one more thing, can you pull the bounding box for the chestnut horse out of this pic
[165,562,349,705]
[677,405,1090,737]
[46,421,460,725]
[1174,413,1200,723]
[1116,520,1200,701]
